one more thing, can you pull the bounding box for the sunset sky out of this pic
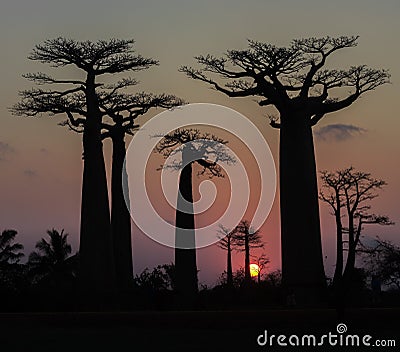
[1,0,399,286]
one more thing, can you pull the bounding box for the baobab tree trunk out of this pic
[78,75,115,303]
[79,123,115,294]
[333,206,345,314]
[227,239,233,288]
[343,215,356,283]
[175,147,198,307]
[111,130,133,290]
[244,235,251,285]
[279,113,326,304]
[333,205,344,287]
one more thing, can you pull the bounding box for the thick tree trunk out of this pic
[175,147,198,306]
[111,131,133,290]
[244,235,251,285]
[78,75,115,303]
[279,113,326,304]
[343,215,356,283]
[333,206,344,287]
[227,239,233,288]
[79,122,115,294]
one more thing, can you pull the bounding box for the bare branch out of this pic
[154,128,235,178]
[268,114,281,129]
[293,36,359,97]
[11,88,87,117]
[233,220,264,250]
[22,72,86,86]
[28,38,159,75]
[180,36,389,128]
[59,120,84,133]
[179,66,260,97]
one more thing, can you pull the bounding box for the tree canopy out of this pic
[181,36,390,127]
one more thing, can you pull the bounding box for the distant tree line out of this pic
[1,222,399,311]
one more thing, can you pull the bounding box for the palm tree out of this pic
[0,229,24,291]
[28,229,75,287]
[0,229,24,266]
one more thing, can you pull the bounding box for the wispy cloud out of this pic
[0,141,15,161]
[315,124,367,142]
[23,169,37,177]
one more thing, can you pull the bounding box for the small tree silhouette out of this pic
[0,229,24,291]
[362,238,400,290]
[0,229,24,266]
[133,264,176,292]
[28,229,75,287]
[155,128,235,306]
[234,220,264,285]
[319,167,393,289]
[216,224,237,289]
[252,253,270,284]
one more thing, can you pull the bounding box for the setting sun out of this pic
[250,263,260,277]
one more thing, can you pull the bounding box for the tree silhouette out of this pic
[319,167,393,289]
[252,253,270,284]
[11,38,157,295]
[319,170,347,287]
[181,36,389,300]
[133,264,176,292]
[99,91,183,291]
[216,224,237,289]
[28,229,75,287]
[0,230,24,266]
[0,229,24,291]
[362,238,400,290]
[234,220,264,285]
[155,128,235,306]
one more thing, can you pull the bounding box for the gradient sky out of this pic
[1,0,399,286]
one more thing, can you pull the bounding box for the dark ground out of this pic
[1,309,399,351]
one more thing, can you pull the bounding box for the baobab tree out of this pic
[252,253,270,284]
[216,224,236,289]
[98,92,183,290]
[234,220,264,285]
[319,169,346,287]
[319,167,393,289]
[11,38,157,296]
[180,36,390,300]
[155,128,235,305]
[47,78,183,291]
